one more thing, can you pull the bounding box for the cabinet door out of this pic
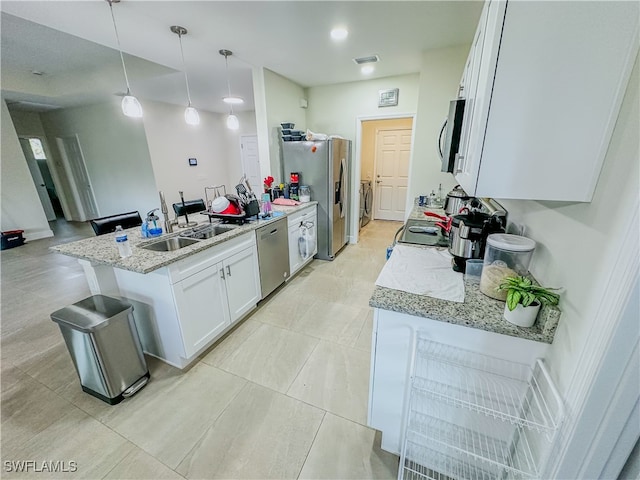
[455,0,506,194]
[173,263,230,359]
[288,224,303,276]
[223,247,260,323]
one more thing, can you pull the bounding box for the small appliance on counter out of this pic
[448,209,505,273]
[443,184,475,216]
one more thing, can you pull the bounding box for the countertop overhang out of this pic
[51,203,317,275]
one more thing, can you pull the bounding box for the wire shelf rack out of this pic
[402,441,499,480]
[412,339,563,435]
[398,337,564,480]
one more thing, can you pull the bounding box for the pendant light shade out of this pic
[122,93,143,118]
[220,49,240,131]
[171,25,200,126]
[106,0,142,118]
[226,114,239,130]
[184,106,200,125]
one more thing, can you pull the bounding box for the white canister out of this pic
[299,185,311,203]
[480,234,536,300]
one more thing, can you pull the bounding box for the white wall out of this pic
[224,110,258,188]
[41,99,158,218]
[0,99,52,240]
[263,68,307,184]
[306,73,419,145]
[8,109,76,220]
[141,99,237,209]
[497,53,639,470]
[408,45,469,210]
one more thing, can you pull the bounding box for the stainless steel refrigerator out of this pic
[282,138,351,260]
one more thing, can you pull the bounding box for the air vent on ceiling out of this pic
[353,55,380,65]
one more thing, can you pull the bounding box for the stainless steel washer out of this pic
[360,180,372,228]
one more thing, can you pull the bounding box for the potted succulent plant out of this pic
[498,275,560,327]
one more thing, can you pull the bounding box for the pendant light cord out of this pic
[177,33,193,107]
[224,53,234,115]
[107,0,132,94]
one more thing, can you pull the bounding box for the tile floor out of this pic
[1,218,403,479]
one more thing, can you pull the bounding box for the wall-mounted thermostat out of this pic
[188,158,197,166]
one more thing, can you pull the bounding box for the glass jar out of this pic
[299,185,311,203]
[479,234,536,300]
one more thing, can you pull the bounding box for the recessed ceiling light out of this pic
[223,96,244,105]
[330,27,348,41]
[31,70,45,76]
[361,65,375,75]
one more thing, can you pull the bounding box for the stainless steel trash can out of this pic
[51,295,150,405]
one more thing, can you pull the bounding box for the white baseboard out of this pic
[25,229,54,241]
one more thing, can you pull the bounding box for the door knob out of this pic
[376,180,382,184]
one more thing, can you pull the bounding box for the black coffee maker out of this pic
[447,210,505,273]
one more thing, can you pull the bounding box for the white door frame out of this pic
[549,205,639,478]
[19,135,72,221]
[56,134,100,221]
[352,113,416,244]
[19,137,56,221]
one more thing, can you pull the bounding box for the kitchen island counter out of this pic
[51,202,318,275]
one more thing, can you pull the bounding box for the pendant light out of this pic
[106,0,142,118]
[219,49,239,130]
[171,25,200,126]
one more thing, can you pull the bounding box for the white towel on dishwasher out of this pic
[375,245,465,302]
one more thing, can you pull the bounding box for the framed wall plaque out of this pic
[378,88,399,107]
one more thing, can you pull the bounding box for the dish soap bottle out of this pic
[114,225,132,258]
[145,208,163,237]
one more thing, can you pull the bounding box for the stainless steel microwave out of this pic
[438,98,466,173]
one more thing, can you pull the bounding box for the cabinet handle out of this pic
[220,268,225,279]
[226,265,231,277]
[455,153,465,174]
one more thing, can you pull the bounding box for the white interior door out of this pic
[19,138,56,221]
[240,135,261,194]
[373,129,411,221]
[56,135,99,221]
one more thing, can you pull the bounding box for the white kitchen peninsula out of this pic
[52,203,317,369]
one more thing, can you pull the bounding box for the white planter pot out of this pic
[503,301,541,328]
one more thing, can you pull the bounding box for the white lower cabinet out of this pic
[287,204,317,277]
[114,232,260,368]
[172,259,230,359]
[172,244,260,359]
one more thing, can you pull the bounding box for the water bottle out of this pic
[114,225,132,258]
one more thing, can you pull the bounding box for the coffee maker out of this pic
[447,201,506,272]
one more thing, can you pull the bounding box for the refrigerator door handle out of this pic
[339,157,346,218]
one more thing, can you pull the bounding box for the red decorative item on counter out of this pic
[263,175,275,191]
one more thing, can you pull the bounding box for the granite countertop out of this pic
[369,201,561,344]
[51,202,318,275]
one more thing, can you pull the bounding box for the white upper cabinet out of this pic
[456,0,639,202]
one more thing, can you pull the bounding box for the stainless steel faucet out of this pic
[159,191,179,233]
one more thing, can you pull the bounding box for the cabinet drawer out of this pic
[286,204,316,227]
[168,231,256,283]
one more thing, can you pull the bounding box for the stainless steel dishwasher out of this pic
[256,217,290,299]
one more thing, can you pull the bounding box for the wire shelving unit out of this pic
[399,336,564,480]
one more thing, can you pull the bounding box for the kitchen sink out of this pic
[179,223,237,240]
[139,236,201,252]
